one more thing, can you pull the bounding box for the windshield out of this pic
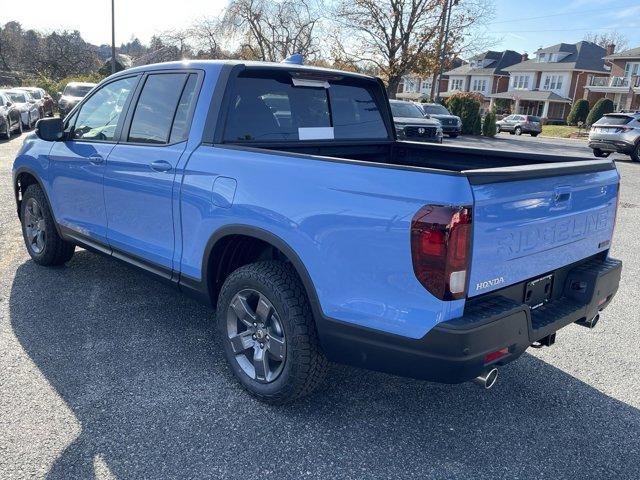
[390,102,424,118]
[422,104,450,115]
[6,92,27,103]
[63,85,94,97]
[595,115,633,126]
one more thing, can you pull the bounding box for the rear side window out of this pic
[528,116,541,122]
[169,74,198,143]
[594,115,633,126]
[128,73,188,144]
[223,73,388,142]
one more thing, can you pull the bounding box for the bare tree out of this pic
[332,0,494,97]
[222,0,322,61]
[191,18,225,58]
[584,31,629,53]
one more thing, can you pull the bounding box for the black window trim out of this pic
[64,73,141,145]
[206,63,396,146]
[118,68,204,148]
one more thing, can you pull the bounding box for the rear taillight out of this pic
[410,205,472,300]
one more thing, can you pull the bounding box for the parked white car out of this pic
[0,89,40,129]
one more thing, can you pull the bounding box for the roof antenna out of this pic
[282,53,304,65]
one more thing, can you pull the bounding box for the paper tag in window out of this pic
[298,127,334,140]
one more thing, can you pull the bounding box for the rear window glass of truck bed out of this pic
[223,73,388,142]
[594,115,633,126]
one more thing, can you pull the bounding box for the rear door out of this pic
[467,166,619,297]
[104,71,199,275]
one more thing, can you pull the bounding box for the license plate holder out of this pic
[524,274,554,309]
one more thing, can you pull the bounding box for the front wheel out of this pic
[217,261,328,404]
[20,184,75,266]
[631,143,640,162]
[514,126,522,135]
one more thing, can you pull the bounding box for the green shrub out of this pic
[446,92,483,135]
[567,99,590,126]
[586,98,614,126]
[33,72,106,98]
[482,111,497,137]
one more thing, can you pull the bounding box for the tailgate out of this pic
[466,164,619,297]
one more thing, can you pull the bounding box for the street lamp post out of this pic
[111,0,116,74]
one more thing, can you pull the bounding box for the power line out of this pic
[486,3,638,25]
[490,25,640,34]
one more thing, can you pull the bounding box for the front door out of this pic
[48,75,139,245]
[104,72,199,274]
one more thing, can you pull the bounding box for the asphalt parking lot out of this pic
[1,134,639,479]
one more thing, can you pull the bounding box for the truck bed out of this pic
[228,140,616,182]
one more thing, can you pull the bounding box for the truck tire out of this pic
[631,143,640,163]
[217,260,328,404]
[20,184,75,266]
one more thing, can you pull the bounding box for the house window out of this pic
[512,75,529,89]
[538,53,546,62]
[624,62,640,78]
[451,78,464,90]
[471,79,487,92]
[542,75,564,91]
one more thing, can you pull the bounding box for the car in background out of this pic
[58,82,96,118]
[588,112,640,162]
[19,87,55,117]
[0,92,23,139]
[416,103,462,138]
[0,89,40,129]
[496,114,541,136]
[389,99,443,143]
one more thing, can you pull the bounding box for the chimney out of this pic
[522,52,529,62]
[606,44,615,56]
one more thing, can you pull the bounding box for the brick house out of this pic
[396,59,463,101]
[583,45,640,111]
[491,41,608,121]
[440,50,523,111]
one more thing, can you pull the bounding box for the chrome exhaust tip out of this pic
[472,368,499,390]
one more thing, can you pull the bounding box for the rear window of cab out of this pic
[223,71,389,142]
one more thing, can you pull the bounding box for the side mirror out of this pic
[36,117,64,141]
[5,101,12,107]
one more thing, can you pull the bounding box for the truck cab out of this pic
[13,60,622,403]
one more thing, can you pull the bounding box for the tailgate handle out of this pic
[553,186,572,206]
[555,192,571,202]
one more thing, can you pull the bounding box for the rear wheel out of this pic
[496,126,501,133]
[2,117,10,139]
[20,184,75,266]
[530,133,539,137]
[631,143,640,162]
[593,148,611,158]
[217,261,328,404]
[514,126,522,135]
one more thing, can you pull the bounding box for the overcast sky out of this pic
[4,0,640,57]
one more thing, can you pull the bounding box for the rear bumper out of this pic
[319,256,621,384]
[589,139,635,154]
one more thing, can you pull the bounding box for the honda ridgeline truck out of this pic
[13,59,622,403]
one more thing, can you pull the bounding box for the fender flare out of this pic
[13,167,64,238]
[183,224,324,323]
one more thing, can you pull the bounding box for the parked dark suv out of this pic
[496,114,542,137]
[0,92,23,139]
[417,103,462,138]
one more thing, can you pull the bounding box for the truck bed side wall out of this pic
[179,146,474,339]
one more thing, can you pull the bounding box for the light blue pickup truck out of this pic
[13,59,622,403]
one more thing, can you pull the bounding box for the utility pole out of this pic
[111,0,116,74]
[434,0,456,102]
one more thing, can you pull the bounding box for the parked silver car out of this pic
[0,89,40,129]
[588,112,640,162]
[496,114,542,136]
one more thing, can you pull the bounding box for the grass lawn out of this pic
[541,125,588,138]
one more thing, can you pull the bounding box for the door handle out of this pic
[150,160,173,173]
[89,155,104,165]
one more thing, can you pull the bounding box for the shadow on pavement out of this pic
[9,251,640,479]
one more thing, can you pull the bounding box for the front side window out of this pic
[64,85,94,98]
[7,92,27,103]
[128,73,188,144]
[223,73,388,142]
[71,76,137,141]
[29,90,43,99]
